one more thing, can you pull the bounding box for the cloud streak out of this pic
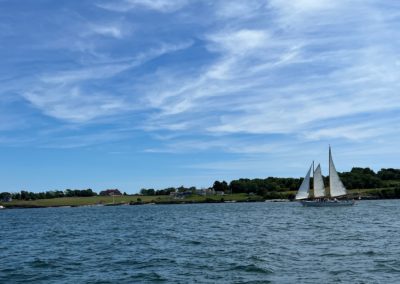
[97,0,189,13]
[1,0,400,188]
[138,0,400,148]
[18,41,193,123]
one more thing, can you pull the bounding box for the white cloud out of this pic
[89,25,124,38]
[215,1,266,20]
[304,118,400,141]
[23,87,128,123]
[268,0,339,28]
[40,63,131,85]
[4,0,400,161]
[19,41,193,123]
[206,29,270,55]
[97,0,189,13]
[138,0,400,152]
[269,0,336,14]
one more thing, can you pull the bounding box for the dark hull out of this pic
[300,200,355,207]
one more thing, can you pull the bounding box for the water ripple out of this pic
[1,201,400,283]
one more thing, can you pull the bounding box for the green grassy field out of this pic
[1,188,398,208]
[0,195,167,207]
[0,193,263,208]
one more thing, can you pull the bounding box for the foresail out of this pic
[296,165,312,200]
[329,148,347,197]
[313,164,325,198]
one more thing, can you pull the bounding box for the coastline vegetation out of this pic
[1,168,400,208]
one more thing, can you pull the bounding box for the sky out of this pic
[1,0,400,193]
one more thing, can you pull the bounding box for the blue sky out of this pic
[1,0,400,193]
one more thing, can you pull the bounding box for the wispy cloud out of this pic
[18,41,193,123]
[214,1,266,20]
[206,29,270,56]
[1,0,400,191]
[39,63,131,85]
[97,0,189,13]
[22,87,128,123]
[88,24,125,39]
[138,0,400,150]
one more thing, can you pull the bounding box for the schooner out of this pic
[295,146,355,206]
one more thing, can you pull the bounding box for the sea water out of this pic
[1,201,400,283]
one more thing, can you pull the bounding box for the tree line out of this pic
[139,168,400,197]
[0,188,131,201]
[0,189,96,201]
[1,168,400,200]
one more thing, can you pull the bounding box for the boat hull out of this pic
[300,200,355,207]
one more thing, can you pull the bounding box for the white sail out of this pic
[296,164,312,200]
[313,164,325,198]
[329,147,347,197]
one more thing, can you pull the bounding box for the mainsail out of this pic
[329,147,347,197]
[313,164,325,198]
[295,164,312,200]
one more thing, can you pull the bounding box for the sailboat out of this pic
[296,146,355,207]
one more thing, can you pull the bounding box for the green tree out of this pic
[213,181,229,192]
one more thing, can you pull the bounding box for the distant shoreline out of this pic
[0,190,398,210]
[0,194,266,209]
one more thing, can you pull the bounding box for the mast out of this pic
[312,160,315,199]
[328,145,331,198]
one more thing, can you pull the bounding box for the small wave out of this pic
[29,258,59,269]
[319,252,349,257]
[363,250,376,256]
[231,264,273,274]
[373,261,400,272]
[248,255,264,262]
[328,269,357,276]
[240,281,272,284]
[129,272,167,282]
[188,240,202,245]
[0,267,17,274]
[114,259,142,266]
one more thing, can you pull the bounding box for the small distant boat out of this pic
[296,146,355,207]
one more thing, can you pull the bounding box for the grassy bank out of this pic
[1,188,399,209]
[0,193,266,208]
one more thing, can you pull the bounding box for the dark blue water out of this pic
[1,201,400,283]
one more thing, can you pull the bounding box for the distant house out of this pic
[170,191,192,199]
[100,189,122,196]
[196,188,215,196]
[181,191,192,197]
[215,191,224,196]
